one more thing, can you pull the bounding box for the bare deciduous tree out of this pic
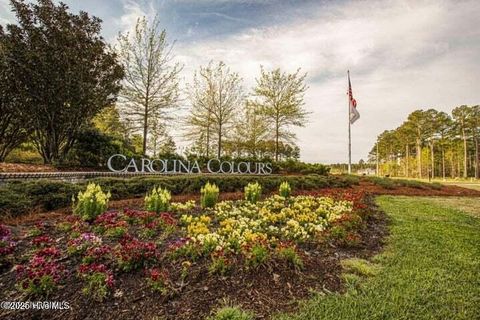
[185,61,243,158]
[117,16,182,156]
[253,67,308,161]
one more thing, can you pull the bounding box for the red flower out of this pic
[31,235,53,247]
[160,213,177,226]
[116,237,157,271]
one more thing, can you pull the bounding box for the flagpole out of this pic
[348,70,352,174]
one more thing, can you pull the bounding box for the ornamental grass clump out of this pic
[201,182,219,208]
[279,181,291,198]
[244,182,262,204]
[72,183,110,222]
[144,187,171,213]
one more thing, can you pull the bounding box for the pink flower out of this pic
[32,235,53,247]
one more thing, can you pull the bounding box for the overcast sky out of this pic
[1,0,479,163]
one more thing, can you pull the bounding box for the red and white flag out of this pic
[348,72,360,124]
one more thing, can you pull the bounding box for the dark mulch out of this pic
[0,196,388,320]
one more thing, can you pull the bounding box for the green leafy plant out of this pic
[244,182,262,204]
[180,260,191,280]
[78,263,114,301]
[279,181,291,198]
[104,226,127,239]
[244,244,269,269]
[144,186,171,213]
[201,182,220,208]
[208,306,253,320]
[277,245,304,270]
[15,248,64,297]
[209,251,231,275]
[72,183,110,221]
[145,268,169,295]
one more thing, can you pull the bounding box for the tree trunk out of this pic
[275,118,279,162]
[457,153,461,178]
[153,138,157,157]
[143,103,149,156]
[450,154,455,178]
[206,121,210,158]
[462,128,467,178]
[416,138,422,178]
[442,147,446,180]
[217,123,222,159]
[405,144,409,177]
[430,142,435,179]
[389,146,393,176]
[475,137,479,179]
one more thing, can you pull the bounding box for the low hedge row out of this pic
[0,174,360,217]
[363,176,443,190]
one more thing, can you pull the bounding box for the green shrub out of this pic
[0,189,32,217]
[279,181,291,198]
[364,176,443,191]
[430,182,443,190]
[4,143,43,164]
[9,180,81,211]
[200,182,219,209]
[276,159,330,175]
[396,179,425,189]
[208,306,253,320]
[63,128,138,168]
[0,175,358,218]
[244,182,262,204]
[366,176,396,189]
[144,186,171,213]
[338,174,361,186]
[72,183,110,221]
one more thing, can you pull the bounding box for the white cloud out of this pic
[174,0,480,163]
[0,0,14,26]
[113,0,157,40]
[1,0,478,164]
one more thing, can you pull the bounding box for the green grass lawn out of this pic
[274,196,480,320]
[421,197,480,218]
[442,182,480,191]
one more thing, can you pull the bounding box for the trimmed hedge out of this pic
[0,174,359,217]
[273,160,330,175]
[363,176,443,190]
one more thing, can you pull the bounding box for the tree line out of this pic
[0,0,308,166]
[369,106,480,179]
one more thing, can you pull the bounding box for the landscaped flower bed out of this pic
[0,183,384,320]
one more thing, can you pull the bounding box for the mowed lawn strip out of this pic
[275,196,480,320]
[419,196,480,218]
